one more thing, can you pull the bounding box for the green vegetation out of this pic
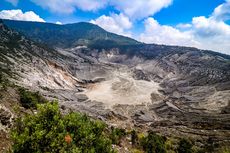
[109,127,126,145]
[177,139,192,153]
[11,102,114,153]
[129,131,196,153]
[3,19,140,49]
[8,95,208,153]
[218,146,230,153]
[0,72,11,91]
[11,98,185,153]
[18,87,47,109]
[131,130,138,146]
[140,131,166,153]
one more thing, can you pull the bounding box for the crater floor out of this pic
[84,71,161,108]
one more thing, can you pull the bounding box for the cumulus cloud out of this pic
[186,1,230,54]
[139,1,230,55]
[176,23,192,29]
[0,9,45,22]
[192,16,230,37]
[110,0,172,20]
[5,0,18,6]
[139,18,199,47]
[31,0,107,14]
[191,16,230,54]
[56,21,62,25]
[90,13,132,37]
[30,0,172,19]
[212,0,230,21]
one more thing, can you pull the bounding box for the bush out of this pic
[131,130,138,146]
[177,138,192,153]
[110,127,126,145]
[140,131,166,153]
[11,102,114,153]
[0,72,10,90]
[0,73,2,84]
[218,146,230,153]
[18,88,46,109]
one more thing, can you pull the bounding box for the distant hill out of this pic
[2,19,141,49]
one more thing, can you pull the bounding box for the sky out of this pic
[0,0,230,55]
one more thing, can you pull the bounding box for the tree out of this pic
[11,102,114,153]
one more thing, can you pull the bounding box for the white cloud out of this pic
[0,9,45,22]
[139,1,230,55]
[90,13,132,37]
[72,0,107,11]
[212,0,230,21]
[139,18,199,47]
[31,0,107,14]
[188,2,230,54]
[30,0,172,19]
[111,13,132,29]
[192,16,230,37]
[191,16,230,54]
[110,0,172,20]
[176,23,192,29]
[190,0,230,54]
[56,21,62,25]
[5,0,18,6]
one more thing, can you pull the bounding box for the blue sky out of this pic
[0,0,226,25]
[0,0,230,54]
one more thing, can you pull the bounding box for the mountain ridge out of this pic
[2,19,141,49]
[2,19,230,59]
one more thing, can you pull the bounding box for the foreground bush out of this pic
[11,102,114,153]
[18,87,47,109]
[177,138,192,153]
[140,131,167,153]
[110,127,126,145]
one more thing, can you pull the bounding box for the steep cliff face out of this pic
[0,21,79,90]
[0,20,230,147]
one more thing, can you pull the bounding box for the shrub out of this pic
[165,138,177,153]
[109,127,126,145]
[0,72,10,90]
[177,138,192,153]
[131,130,138,146]
[218,146,230,153]
[130,148,143,153]
[11,102,114,153]
[18,88,46,109]
[0,73,2,84]
[140,131,166,153]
